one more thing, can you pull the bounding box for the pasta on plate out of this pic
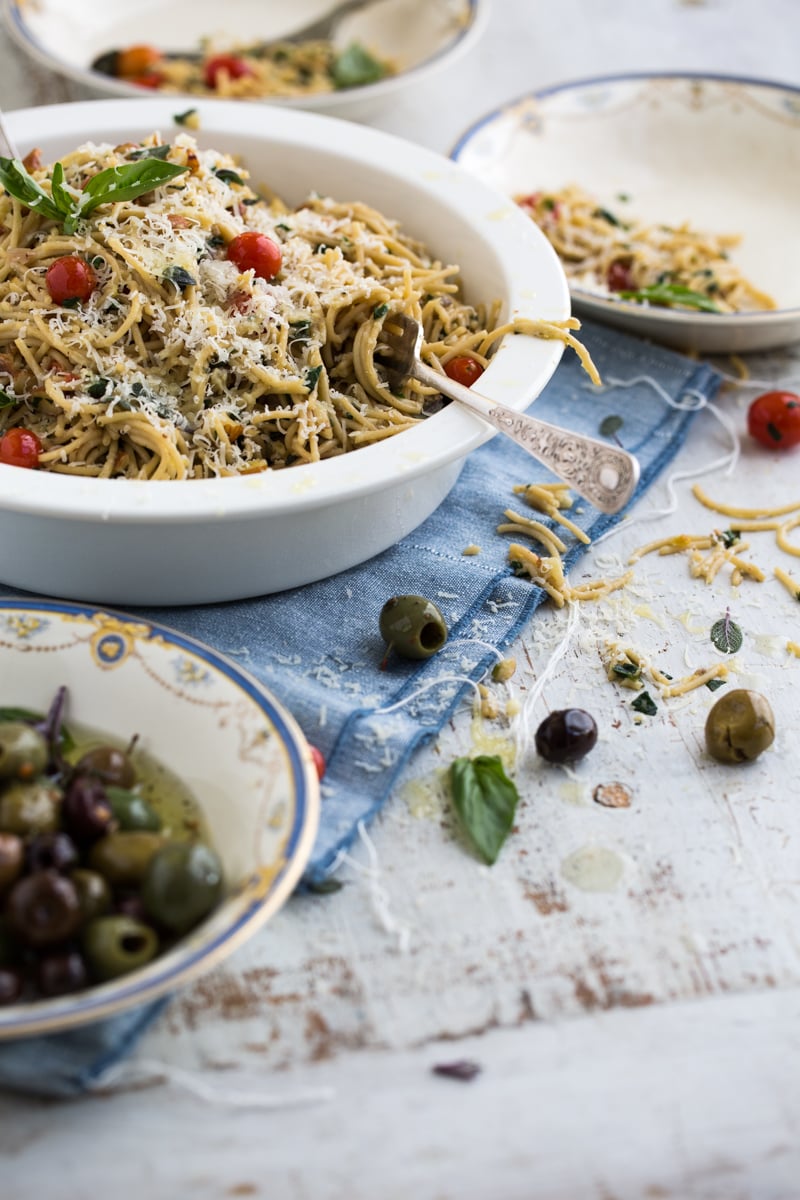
[0,134,590,481]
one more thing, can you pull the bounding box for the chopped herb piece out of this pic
[163,265,197,290]
[275,222,292,233]
[616,192,631,202]
[509,559,526,577]
[289,320,312,344]
[207,234,226,250]
[307,878,344,895]
[130,382,145,397]
[90,255,105,270]
[128,144,171,161]
[541,197,556,211]
[242,196,261,206]
[710,612,743,655]
[631,691,658,716]
[719,529,741,548]
[767,421,783,442]
[618,283,722,313]
[706,678,726,691]
[0,389,17,409]
[115,399,133,412]
[173,108,198,126]
[450,755,519,865]
[661,672,674,681]
[61,298,80,309]
[213,167,245,186]
[305,365,323,391]
[373,303,389,319]
[208,357,229,371]
[599,414,624,437]
[593,206,621,226]
[331,42,387,89]
[612,661,641,680]
[432,1060,482,1082]
[86,378,110,400]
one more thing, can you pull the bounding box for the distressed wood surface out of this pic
[2,2,800,1197]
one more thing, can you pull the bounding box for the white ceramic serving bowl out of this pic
[3,0,488,121]
[452,73,800,355]
[0,98,569,606]
[0,598,319,1040]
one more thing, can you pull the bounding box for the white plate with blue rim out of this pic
[0,598,319,1039]
[451,72,800,354]
[3,0,488,121]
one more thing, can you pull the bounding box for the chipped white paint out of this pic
[3,1,800,1197]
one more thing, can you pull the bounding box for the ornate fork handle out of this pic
[413,360,640,515]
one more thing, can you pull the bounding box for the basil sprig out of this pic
[0,155,189,235]
[450,755,519,865]
[617,283,722,313]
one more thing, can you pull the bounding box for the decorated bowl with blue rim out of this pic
[0,598,319,1040]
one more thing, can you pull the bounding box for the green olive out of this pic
[88,831,164,887]
[76,745,136,789]
[705,689,775,764]
[378,594,448,660]
[82,915,159,982]
[70,868,112,922]
[142,842,224,934]
[106,786,162,832]
[0,832,23,891]
[0,779,61,836]
[0,723,48,782]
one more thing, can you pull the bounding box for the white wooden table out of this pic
[3,3,800,1197]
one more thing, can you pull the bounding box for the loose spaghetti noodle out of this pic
[0,134,591,481]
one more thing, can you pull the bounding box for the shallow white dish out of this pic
[451,72,800,354]
[0,598,319,1040]
[0,97,569,606]
[3,0,487,121]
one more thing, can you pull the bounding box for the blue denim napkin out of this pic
[0,320,720,1096]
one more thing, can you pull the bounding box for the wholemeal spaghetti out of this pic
[0,134,593,481]
[516,184,775,314]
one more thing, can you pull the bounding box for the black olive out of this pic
[25,831,79,875]
[36,950,88,998]
[535,709,598,764]
[6,871,82,948]
[62,775,115,842]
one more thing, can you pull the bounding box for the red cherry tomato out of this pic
[747,391,800,450]
[444,356,485,388]
[204,55,254,89]
[606,260,634,292]
[45,257,97,306]
[0,428,42,469]
[115,45,162,78]
[227,232,282,281]
[309,745,325,781]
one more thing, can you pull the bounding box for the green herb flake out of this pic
[289,320,312,344]
[86,378,110,400]
[173,108,198,126]
[706,678,726,691]
[305,365,323,391]
[710,613,743,655]
[767,421,783,443]
[599,414,624,437]
[450,755,519,866]
[306,878,344,895]
[89,255,105,270]
[0,707,74,752]
[612,661,641,680]
[719,529,741,548]
[617,283,722,313]
[213,167,245,186]
[593,206,621,226]
[163,265,197,290]
[331,42,387,89]
[0,389,18,409]
[631,691,658,716]
[60,298,80,310]
[128,144,171,161]
[275,222,292,233]
[207,234,226,250]
[373,303,389,320]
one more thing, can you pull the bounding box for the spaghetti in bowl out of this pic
[0,98,570,605]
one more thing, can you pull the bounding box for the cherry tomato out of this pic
[309,745,326,781]
[45,257,97,306]
[115,45,162,78]
[227,232,282,281]
[606,260,634,292]
[204,55,254,90]
[444,356,485,388]
[747,391,800,450]
[0,428,42,469]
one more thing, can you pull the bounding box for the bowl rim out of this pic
[450,69,800,326]
[0,95,569,522]
[2,0,490,109]
[0,596,320,1040]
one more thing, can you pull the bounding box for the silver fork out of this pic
[0,107,20,160]
[268,0,377,44]
[376,313,640,515]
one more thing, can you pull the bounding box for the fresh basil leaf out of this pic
[331,42,387,89]
[163,264,197,289]
[128,144,172,161]
[450,755,519,866]
[289,319,312,344]
[0,157,63,223]
[599,414,623,437]
[0,389,18,409]
[80,159,189,217]
[0,706,74,752]
[618,284,722,313]
[631,691,658,716]
[305,365,323,391]
[710,615,743,655]
[213,167,244,186]
[50,161,79,220]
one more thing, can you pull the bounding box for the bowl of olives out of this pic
[0,598,319,1040]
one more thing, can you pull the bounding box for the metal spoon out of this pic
[376,313,640,515]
